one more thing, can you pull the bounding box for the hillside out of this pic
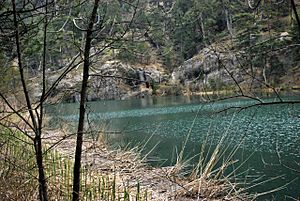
[58,1,300,100]
[1,0,300,101]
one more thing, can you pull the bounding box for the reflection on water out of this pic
[46,96,300,200]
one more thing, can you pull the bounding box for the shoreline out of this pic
[43,130,183,200]
[42,130,248,201]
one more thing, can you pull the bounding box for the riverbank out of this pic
[42,129,248,200]
[43,130,176,200]
[179,86,300,99]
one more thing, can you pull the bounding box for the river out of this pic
[46,95,300,200]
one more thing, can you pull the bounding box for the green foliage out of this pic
[161,43,176,68]
[117,41,152,64]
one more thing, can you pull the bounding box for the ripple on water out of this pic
[49,98,300,158]
[46,97,300,200]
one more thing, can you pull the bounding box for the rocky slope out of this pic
[171,46,244,91]
[30,38,300,102]
[171,39,300,94]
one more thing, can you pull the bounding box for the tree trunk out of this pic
[262,66,268,85]
[72,0,100,200]
[199,12,206,40]
[225,8,234,37]
[34,136,48,201]
[12,0,48,200]
[291,0,300,37]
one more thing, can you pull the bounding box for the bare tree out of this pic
[1,0,140,200]
[71,0,140,199]
[11,0,48,199]
[0,1,84,200]
[72,0,100,200]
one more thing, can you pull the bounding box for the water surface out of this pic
[47,96,300,200]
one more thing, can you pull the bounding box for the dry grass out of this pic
[165,115,252,201]
[3,118,287,201]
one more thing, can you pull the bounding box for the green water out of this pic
[46,96,300,200]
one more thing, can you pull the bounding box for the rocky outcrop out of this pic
[171,37,300,93]
[88,61,167,100]
[44,61,167,102]
[171,47,245,91]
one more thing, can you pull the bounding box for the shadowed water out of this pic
[46,96,300,200]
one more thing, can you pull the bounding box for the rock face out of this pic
[89,61,134,100]
[45,61,167,102]
[88,61,166,100]
[171,47,245,91]
[171,43,300,93]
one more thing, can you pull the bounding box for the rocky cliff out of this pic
[40,61,168,102]
[171,47,245,92]
[33,41,299,102]
[171,41,300,94]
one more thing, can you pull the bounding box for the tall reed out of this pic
[0,127,149,200]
